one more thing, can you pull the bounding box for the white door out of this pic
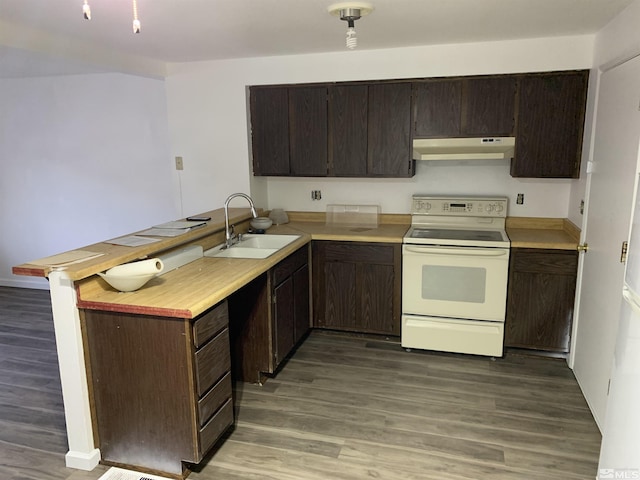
[598,288,640,473]
[572,56,640,429]
[598,173,640,474]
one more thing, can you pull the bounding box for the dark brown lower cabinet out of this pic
[229,245,310,383]
[81,301,233,478]
[505,248,578,353]
[312,241,401,335]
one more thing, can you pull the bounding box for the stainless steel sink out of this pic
[204,234,300,259]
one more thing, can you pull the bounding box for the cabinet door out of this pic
[289,86,328,176]
[293,264,310,344]
[512,71,588,178]
[413,77,515,138]
[464,77,516,136]
[317,257,357,330]
[250,87,289,176]
[505,248,578,352]
[367,83,413,177]
[273,275,296,366]
[360,262,396,334]
[83,311,199,474]
[328,84,368,176]
[313,241,400,335]
[413,80,462,137]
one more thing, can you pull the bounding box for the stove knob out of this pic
[496,204,504,213]
[425,202,431,211]
[486,204,494,213]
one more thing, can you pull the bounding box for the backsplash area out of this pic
[265,161,572,218]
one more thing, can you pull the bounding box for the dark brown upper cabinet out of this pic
[328,84,368,176]
[251,82,414,178]
[511,71,589,178]
[250,70,587,179]
[413,79,462,137]
[368,83,414,177]
[250,85,327,177]
[412,76,516,138]
[465,77,516,136]
[289,86,328,176]
[250,87,289,176]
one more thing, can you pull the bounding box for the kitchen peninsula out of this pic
[12,207,408,479]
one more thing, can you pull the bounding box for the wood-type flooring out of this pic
[0,286,601,480]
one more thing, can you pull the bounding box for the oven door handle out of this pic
[404,246,509,257]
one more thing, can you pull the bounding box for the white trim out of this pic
[65,448,101,471]
[48,271,100,470]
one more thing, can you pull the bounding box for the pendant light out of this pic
[81,0,141,33]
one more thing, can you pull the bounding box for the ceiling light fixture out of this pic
[328,2,374,50]
[132,0,141,33]
[82,0,91,20]
[81,0,141,34]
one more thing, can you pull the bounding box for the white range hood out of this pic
[412,137,515,161]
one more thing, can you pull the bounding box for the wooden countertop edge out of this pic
[76,299,193,319]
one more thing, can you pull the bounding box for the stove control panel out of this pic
[411,196,508,217]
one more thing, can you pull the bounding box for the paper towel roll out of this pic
[106,258,164,276]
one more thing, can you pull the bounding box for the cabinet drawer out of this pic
[199,398,233,456]
[272,246,308,285]
[195,328,231,396]
[193,301,228,348]
[323,242,395,264]
[511,249,578,275]
[198,372,232,427]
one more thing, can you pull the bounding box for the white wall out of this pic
[165,35,594,217]
[267,163,572,215]
[594,0,640,68]
[0,73,178,289]
[567,0,640,229]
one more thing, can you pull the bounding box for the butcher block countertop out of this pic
[75,233,312,319]
[506,217,580,250]
[13,209,580,319]
[69,211,411,319]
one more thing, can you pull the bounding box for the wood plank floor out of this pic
[0,287,601,480]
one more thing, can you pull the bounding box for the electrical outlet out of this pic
[516,193,524,205]
[311,190,322,200]
[175,156,184,171]
[580,199,585,215]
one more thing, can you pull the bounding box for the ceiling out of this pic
[0,0,634,78]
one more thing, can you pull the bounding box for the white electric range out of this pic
[402,195,511,356]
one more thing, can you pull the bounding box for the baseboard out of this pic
[65,448,101,471]
[0,276,49,290]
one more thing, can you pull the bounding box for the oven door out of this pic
[402,244,510,321]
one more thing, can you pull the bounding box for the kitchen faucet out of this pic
[224,193,258,248]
